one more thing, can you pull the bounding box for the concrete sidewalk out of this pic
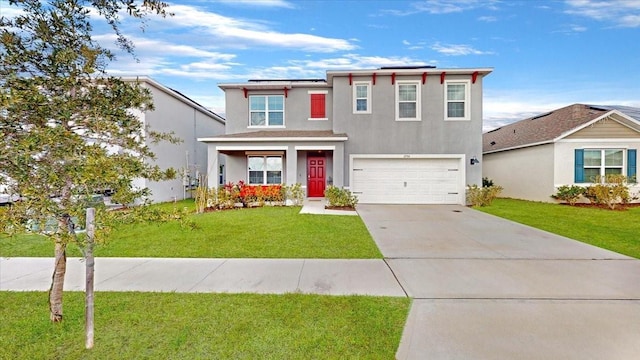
[0,257,405,297]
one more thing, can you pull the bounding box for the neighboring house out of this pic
[482,104,640,202]
[198,66,491,205]
[126,77,225,203]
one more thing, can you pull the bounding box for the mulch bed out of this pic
[325,206,356,211]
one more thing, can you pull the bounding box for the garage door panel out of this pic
[351,157,463,204]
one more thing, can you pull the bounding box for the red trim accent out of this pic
[391,72,396,85]
[472,71,479,84]
[348,73,352,85]
[440,72,446,84]
[372,72,376,85]
[422,72,427,84]
[243,87,248,98]
[283,87,288,98]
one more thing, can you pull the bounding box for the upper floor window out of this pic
[249,95,284,127]
[445,80,470,121]
[396,81,421,121]
[309,91,327,120]
[353,81,371,114]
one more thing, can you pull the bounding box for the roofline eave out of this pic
[198,136,349,143]
[483,140,554,155]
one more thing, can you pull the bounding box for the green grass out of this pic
[0,291,410,359]
[0,204,382,259]
[475,198,640,259]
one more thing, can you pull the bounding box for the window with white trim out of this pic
[396,81,421,121]
[584,149,623,181]
[248,156,282,185]
[249,95,284,127]
[353,81,371,114]
[445,80,470,120]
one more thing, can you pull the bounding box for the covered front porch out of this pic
[198,130,347,197]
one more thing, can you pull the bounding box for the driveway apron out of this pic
[357,204,640,359]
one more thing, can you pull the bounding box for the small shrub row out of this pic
[551,175,637,210]
[195,181,305,213]
[324,185,358,208]
[466,184,503,207]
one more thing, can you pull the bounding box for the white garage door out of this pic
[351,156,463,204]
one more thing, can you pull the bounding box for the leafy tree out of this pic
[0,0,174,322]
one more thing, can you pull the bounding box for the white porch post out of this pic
[286,145,297,185]
[208,145,219,189]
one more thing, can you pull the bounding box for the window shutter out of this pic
[310,94,325,118]
[574,149,584,183]
[628,149,637,182]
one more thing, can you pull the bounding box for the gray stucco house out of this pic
[126,77,226,203]
[199,66,492,204]
[483,104,640,202]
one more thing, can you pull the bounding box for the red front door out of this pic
[307,156,326,197]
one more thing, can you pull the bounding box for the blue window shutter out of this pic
[628,149,637,182]
[574,149,584,183]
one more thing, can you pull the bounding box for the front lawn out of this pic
[0,291,410,359]
[476,198,640,259]
[0,205,381,258]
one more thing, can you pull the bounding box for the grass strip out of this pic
[475,198,640,259]
[1,205,381,259]
[0,291,410,359]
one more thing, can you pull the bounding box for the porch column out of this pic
[333,142,345,188]
[207,145,219,189]
[285,145,297,185]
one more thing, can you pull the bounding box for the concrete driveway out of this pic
[357,205,640,359]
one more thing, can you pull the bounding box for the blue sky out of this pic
[2,0,639,130]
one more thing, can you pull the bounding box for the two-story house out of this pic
[198,66,492,205]
[126,77,226,203]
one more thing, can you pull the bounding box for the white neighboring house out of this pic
[124,77,225,203]
[483,104,640,202]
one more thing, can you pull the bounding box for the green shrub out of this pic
[324,185,358,208]
[283,183,304,206]
[584,175,630,210]
[482,177,494,187]
[466,184,503,207]
[551,185,585,205]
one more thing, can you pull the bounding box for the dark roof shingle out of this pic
[483,104,609,153]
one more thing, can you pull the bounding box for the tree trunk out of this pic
[85,208,95,349]
[49,240,67,322]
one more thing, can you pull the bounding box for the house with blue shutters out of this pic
[482,103,639,202]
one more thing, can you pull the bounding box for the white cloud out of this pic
[478,15,497,22]
[383,0,501,16]
[431,42,494,56]
[214,0,294,8]
[565,0,640,27]
[0,0,23,17]
[153,4,356,52]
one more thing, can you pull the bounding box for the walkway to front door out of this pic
[307,156,325,197]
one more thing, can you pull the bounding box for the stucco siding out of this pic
[223,87,333,134]
[483,144,555,202]
[331,73,484,187]
[142,81,224,202]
